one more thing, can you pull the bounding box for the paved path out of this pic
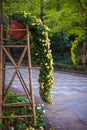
[5,65,87,130]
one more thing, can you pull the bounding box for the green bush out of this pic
[2,92,46,130]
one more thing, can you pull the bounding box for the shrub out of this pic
[2,92,46,130]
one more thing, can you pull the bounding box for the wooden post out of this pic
[0,0,3,127]
[0,24,3,127]
[27,26,36,125]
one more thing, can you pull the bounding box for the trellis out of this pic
[0,25,36,128]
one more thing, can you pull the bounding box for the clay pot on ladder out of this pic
[8,20,27,40]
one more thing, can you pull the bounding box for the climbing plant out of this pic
[71,37,79,66]
[10,11,54,103]
[71,36,87,66]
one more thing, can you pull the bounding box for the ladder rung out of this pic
[3,66,39,70]
[0,115,33,119]
[6,94,27,97]
[4,45,27,48]
[4,29,27,31]
[3,102,31,107]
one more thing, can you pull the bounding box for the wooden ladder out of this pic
[0,25,36,129]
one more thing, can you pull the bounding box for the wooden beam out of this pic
[4,45,27,48]
[0,1,3,127]
[0,115,33,119]
[27,26,36,125]
[0,24,3,126]
[2,102,31,107]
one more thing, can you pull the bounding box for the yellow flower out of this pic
[42,40,45,42]
[71,37,79,65]
[32,23,36,26]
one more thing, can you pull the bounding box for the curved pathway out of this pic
[5,65,87,130]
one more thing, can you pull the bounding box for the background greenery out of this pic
[2,0,87,69]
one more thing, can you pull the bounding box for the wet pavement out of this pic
[5,65,87,130]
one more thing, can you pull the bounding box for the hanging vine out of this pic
[10,11,54,103]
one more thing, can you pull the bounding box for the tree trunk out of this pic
[40,0,44,22]
[0,0,3,39]
[0,0,3,127]
[0,0,3,24]
[86,14,87,39]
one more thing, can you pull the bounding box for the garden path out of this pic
[5,64,87,130]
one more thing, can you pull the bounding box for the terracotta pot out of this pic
[8,20,27,40]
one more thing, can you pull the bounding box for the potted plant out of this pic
[9,12,27,40]
[8,11,54,104]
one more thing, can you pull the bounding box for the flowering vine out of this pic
[10,11,54,103]
[71,36,87,66]
[71,37,79,66]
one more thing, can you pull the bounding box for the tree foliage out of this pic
[44,0,87,36]
[2,0,87,36]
